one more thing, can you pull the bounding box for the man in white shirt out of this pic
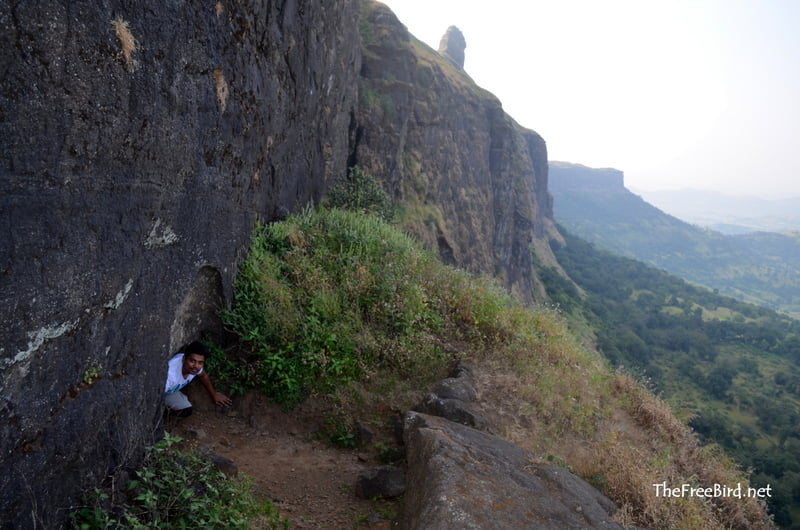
[164,341,232,417]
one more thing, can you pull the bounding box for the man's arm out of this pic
[196,371,233,407]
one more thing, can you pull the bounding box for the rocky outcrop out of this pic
[400,367,626,529]
[549,161,626,192]
[401,412,626,529]
[438,25,466,70]
[354,2,559,304]
[0,1,359,526]
[355,465,406,499]
[412,362,489,431]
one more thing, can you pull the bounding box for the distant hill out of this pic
[548,161,800,318]
[633,188,800,234]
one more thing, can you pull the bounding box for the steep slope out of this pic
[212,208,772,529]
[549,161,800,317]
[352,1,559,305]
[0,1,359,526]
[547,228,800,526]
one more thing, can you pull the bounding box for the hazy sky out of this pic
[381,0,800,198]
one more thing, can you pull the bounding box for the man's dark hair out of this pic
[184,341,209,358]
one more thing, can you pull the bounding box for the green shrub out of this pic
[219,205,555,406]
[320,416,361,449]
[221,207,451,405]
[324,166,394,221]
[210,203,772,529]
[71,433,287,529]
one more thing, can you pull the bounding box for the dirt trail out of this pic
[167,391,397,529]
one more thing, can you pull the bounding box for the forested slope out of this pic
[544,228,800,525]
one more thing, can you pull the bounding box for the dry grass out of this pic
[597,373,774,529]
[212,69,229,112]
[471,364,774,528]
[347,298,772,527]
[457,316,774,530]
[111,17,138,72]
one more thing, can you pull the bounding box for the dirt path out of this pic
[168,392,398,529]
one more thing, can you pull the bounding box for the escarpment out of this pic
[353,2,559,304]
[0,1,359,526]
[3,0,566,526]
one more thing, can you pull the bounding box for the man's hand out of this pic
[212,392,233,407]
[197,372,233,408]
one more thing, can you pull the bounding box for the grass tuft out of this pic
[212,69,229,112]
[111,17,138,72]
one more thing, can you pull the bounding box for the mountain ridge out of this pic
[549,161,800,318]
[633,187,800,234]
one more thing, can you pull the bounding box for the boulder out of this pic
[431,375,478,402]
[412,361,487,430]
[199,446,238,478]
[355,465,406,499]
[413,393,488,431]
[401,412,625,529]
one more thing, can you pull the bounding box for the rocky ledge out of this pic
[398,366,627,529]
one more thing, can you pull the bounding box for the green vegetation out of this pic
[319,415,361,449]
[547,227,800,526]
[323,166,394,221]
[82,362,101,385]
[71,433,287,529]
[209,190,768,527]
[219,206,450,405]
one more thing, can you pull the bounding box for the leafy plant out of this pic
[321,416,360,449]
[71,433,288,529]
[82,362,101,385]
[375,442,403,464]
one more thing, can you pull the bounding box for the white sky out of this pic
[381,0,800,198]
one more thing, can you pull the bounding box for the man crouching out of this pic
[164,341,232,418]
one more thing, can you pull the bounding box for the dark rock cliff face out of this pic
[353,2,558,304]
[0,1,359,526]
[1,0,563,524]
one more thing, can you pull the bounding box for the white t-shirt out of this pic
[164,353,203,395]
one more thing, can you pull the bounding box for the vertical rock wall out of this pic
[353,2,557,304]
[0,0,359,526]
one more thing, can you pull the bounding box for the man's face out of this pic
[182,353,205,377]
